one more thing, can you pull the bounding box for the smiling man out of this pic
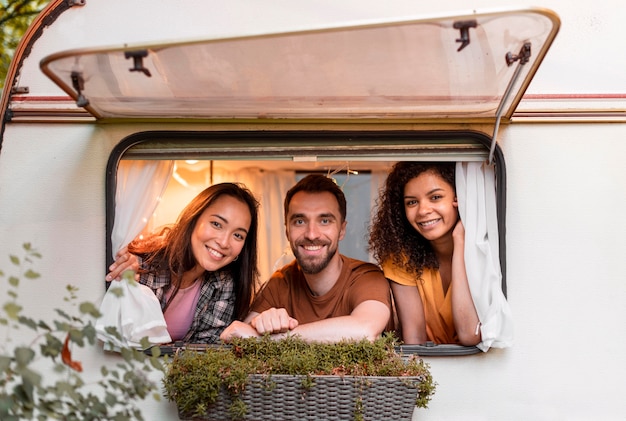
[220,174,392,343]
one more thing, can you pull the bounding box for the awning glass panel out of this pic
[40,8,559,120]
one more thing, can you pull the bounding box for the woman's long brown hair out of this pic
[128,182,259,320]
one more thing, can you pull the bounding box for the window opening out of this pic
[106,130,508,356]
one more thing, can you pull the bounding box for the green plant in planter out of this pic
[0,243,164,420]
[164,334,436,421]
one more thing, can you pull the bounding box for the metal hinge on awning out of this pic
[71,71,89,107]
[489,42,531,164]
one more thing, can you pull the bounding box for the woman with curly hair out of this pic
[108,182,260,344]
[369,162,481,346]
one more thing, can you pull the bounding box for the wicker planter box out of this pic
[165,336,435,421]
[178,374,422,421]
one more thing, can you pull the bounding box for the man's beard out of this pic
[292,242,337,275]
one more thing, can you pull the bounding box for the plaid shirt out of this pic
[137,257,236,344]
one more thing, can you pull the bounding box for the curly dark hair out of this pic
[128,182,259,320]
[368,162,456,278]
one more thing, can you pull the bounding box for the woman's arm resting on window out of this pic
[390,282,428,344]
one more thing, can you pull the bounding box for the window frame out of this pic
[105,129,507,356]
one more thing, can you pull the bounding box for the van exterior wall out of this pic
[414,122,626,420]
[2,0,626,419]
[2,121,626,420]
[0,123,108,311]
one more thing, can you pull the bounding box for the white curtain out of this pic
[234,168,296,285]
[101,160,173,349]
[456,161,514,351]
[110,160,174,258]
[369,170,389,263]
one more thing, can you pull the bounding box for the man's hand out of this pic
[106,246,139,282]
[250,308,299,335]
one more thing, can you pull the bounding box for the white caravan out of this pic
[1,0,625,419]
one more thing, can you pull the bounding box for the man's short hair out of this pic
[284,174,347,222]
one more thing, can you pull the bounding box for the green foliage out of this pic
[1,0,50,89]
[164,334,436,419]
[0,243,164,420]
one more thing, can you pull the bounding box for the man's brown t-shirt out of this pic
[251,255,392,325]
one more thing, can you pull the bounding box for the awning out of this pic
[40,8,559,121]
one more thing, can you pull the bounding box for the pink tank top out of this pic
[163,281,202,341]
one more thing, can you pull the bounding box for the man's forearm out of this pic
[275,301,390,343]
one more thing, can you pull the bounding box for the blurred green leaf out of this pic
[20,367,42,400]
[17,315,38,330]
[0,355,12,372]
[69,328,85,347]
[3,302,22,320]
[37,320,52,330]
[81,323,97,343]
[109,286,125,298]
[40,333,63,358]
[14,347,35,367]
[53,308,71,321]
[79,301,101,318]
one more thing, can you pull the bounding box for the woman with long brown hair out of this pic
[110,182,259,344]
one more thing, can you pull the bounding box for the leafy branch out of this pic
[1,0,50,89]
[0,243,164,420]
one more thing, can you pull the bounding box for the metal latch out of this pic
[71,71,89,108]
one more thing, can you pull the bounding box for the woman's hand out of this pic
[452,218,465,247]
[106,246,139,282]
[452,218,465,238]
